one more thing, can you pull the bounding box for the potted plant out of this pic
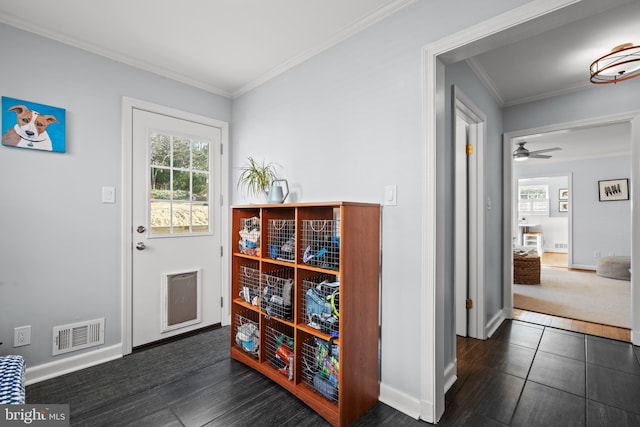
[237,157,280,200]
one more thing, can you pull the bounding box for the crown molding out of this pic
[232,0,417,98]
[465,57,505,105]
[0,13,231,99]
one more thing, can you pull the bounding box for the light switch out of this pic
[102,186,116,203]
[384,185,397,206]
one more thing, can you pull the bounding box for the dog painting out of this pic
[2,96,66,153]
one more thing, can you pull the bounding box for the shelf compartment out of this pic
[264,322,295,382]
[261,267,294,321]
[233,208,261,256]
[233,310,260,358]
[267,219,296,262]
[301,219,340,270]
[301,274,339,336]
[238,262,261,306]
[238,216,261,256]
[302,336,339,403]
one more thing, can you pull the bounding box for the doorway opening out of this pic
[508,121,632,334]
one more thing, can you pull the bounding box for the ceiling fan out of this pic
[512,141,561,161]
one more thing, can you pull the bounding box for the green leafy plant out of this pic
[237,157,280,198]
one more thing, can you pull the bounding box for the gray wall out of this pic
[0,23,231,366]
[503,79,640,133]
[232,0,528,400]
[515,156,631,267]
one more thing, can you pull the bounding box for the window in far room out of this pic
[518,184,549,216]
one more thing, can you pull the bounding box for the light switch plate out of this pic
[102,186,116,203]
[384,185,397,206]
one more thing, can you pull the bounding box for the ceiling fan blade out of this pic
[528,147,561,155]
[529,154,552,159]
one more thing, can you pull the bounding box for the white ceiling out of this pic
[0,0,414,98]
[513,122,631,164]
[0,0,636,159]
[469,0,640,106]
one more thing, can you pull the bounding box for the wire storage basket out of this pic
[261,268,294,321]
[302,274,339,335]
[301,220,340,270]
[302,336,339,403]
[238,216,260,256]
[265,323,295,381]
[234,311,260,358]
[267,219,296,262]
[238,263,261,306]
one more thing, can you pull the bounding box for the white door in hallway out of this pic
[453,87,486,340]
[131,108,222,347]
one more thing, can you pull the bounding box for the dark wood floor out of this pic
[26,320,640,426]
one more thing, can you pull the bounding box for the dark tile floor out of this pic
[26,321,640,426]
[442,320,640,426]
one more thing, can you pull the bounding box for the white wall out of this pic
[515,176,569,253]
[0,23,231,367]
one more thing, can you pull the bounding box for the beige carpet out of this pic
[513,266,631,328]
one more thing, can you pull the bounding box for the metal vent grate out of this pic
[52,318,105,356]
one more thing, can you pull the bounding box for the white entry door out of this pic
[132,108,222,348]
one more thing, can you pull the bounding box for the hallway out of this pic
[443,320,640,426]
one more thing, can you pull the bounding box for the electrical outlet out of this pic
[14,325,31,347]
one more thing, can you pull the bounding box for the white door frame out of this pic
[121,96,230,355]
[454,86,486,340]
[502,112,640,339]
[421,0,582,423]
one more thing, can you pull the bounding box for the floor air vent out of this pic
[52,318,105,356]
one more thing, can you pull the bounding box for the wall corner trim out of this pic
[378,381,422,421]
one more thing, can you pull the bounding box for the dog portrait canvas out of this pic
[2,96,66,153]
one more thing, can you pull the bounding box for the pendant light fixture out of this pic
[590,43,640,84]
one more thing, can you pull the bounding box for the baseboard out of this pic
[378,381,421,420]
[444,359,457,393]
[25,344,122,385]
[486,310,506,338]
[569,263,596,271]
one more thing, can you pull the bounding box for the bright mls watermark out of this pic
[1,405,69,426]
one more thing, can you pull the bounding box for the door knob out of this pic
[137,225,146,233]
[136,242,146,250]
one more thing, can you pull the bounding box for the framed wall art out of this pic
[559,188,568,200]
[1,96,66,153]
[559,201,569,212]
[598,178,629,202]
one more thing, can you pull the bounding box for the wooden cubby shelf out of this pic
[230,201,380,426]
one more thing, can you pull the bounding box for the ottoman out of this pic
[596,256,631,280]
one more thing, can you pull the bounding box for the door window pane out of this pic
[149,131,211,235]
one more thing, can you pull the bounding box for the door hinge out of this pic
[220,144,223,155]
[220,246,223,257]
[466,299,474,309]
[221,296,224,307]
[466,144,474,155]
[220,194,223,206]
